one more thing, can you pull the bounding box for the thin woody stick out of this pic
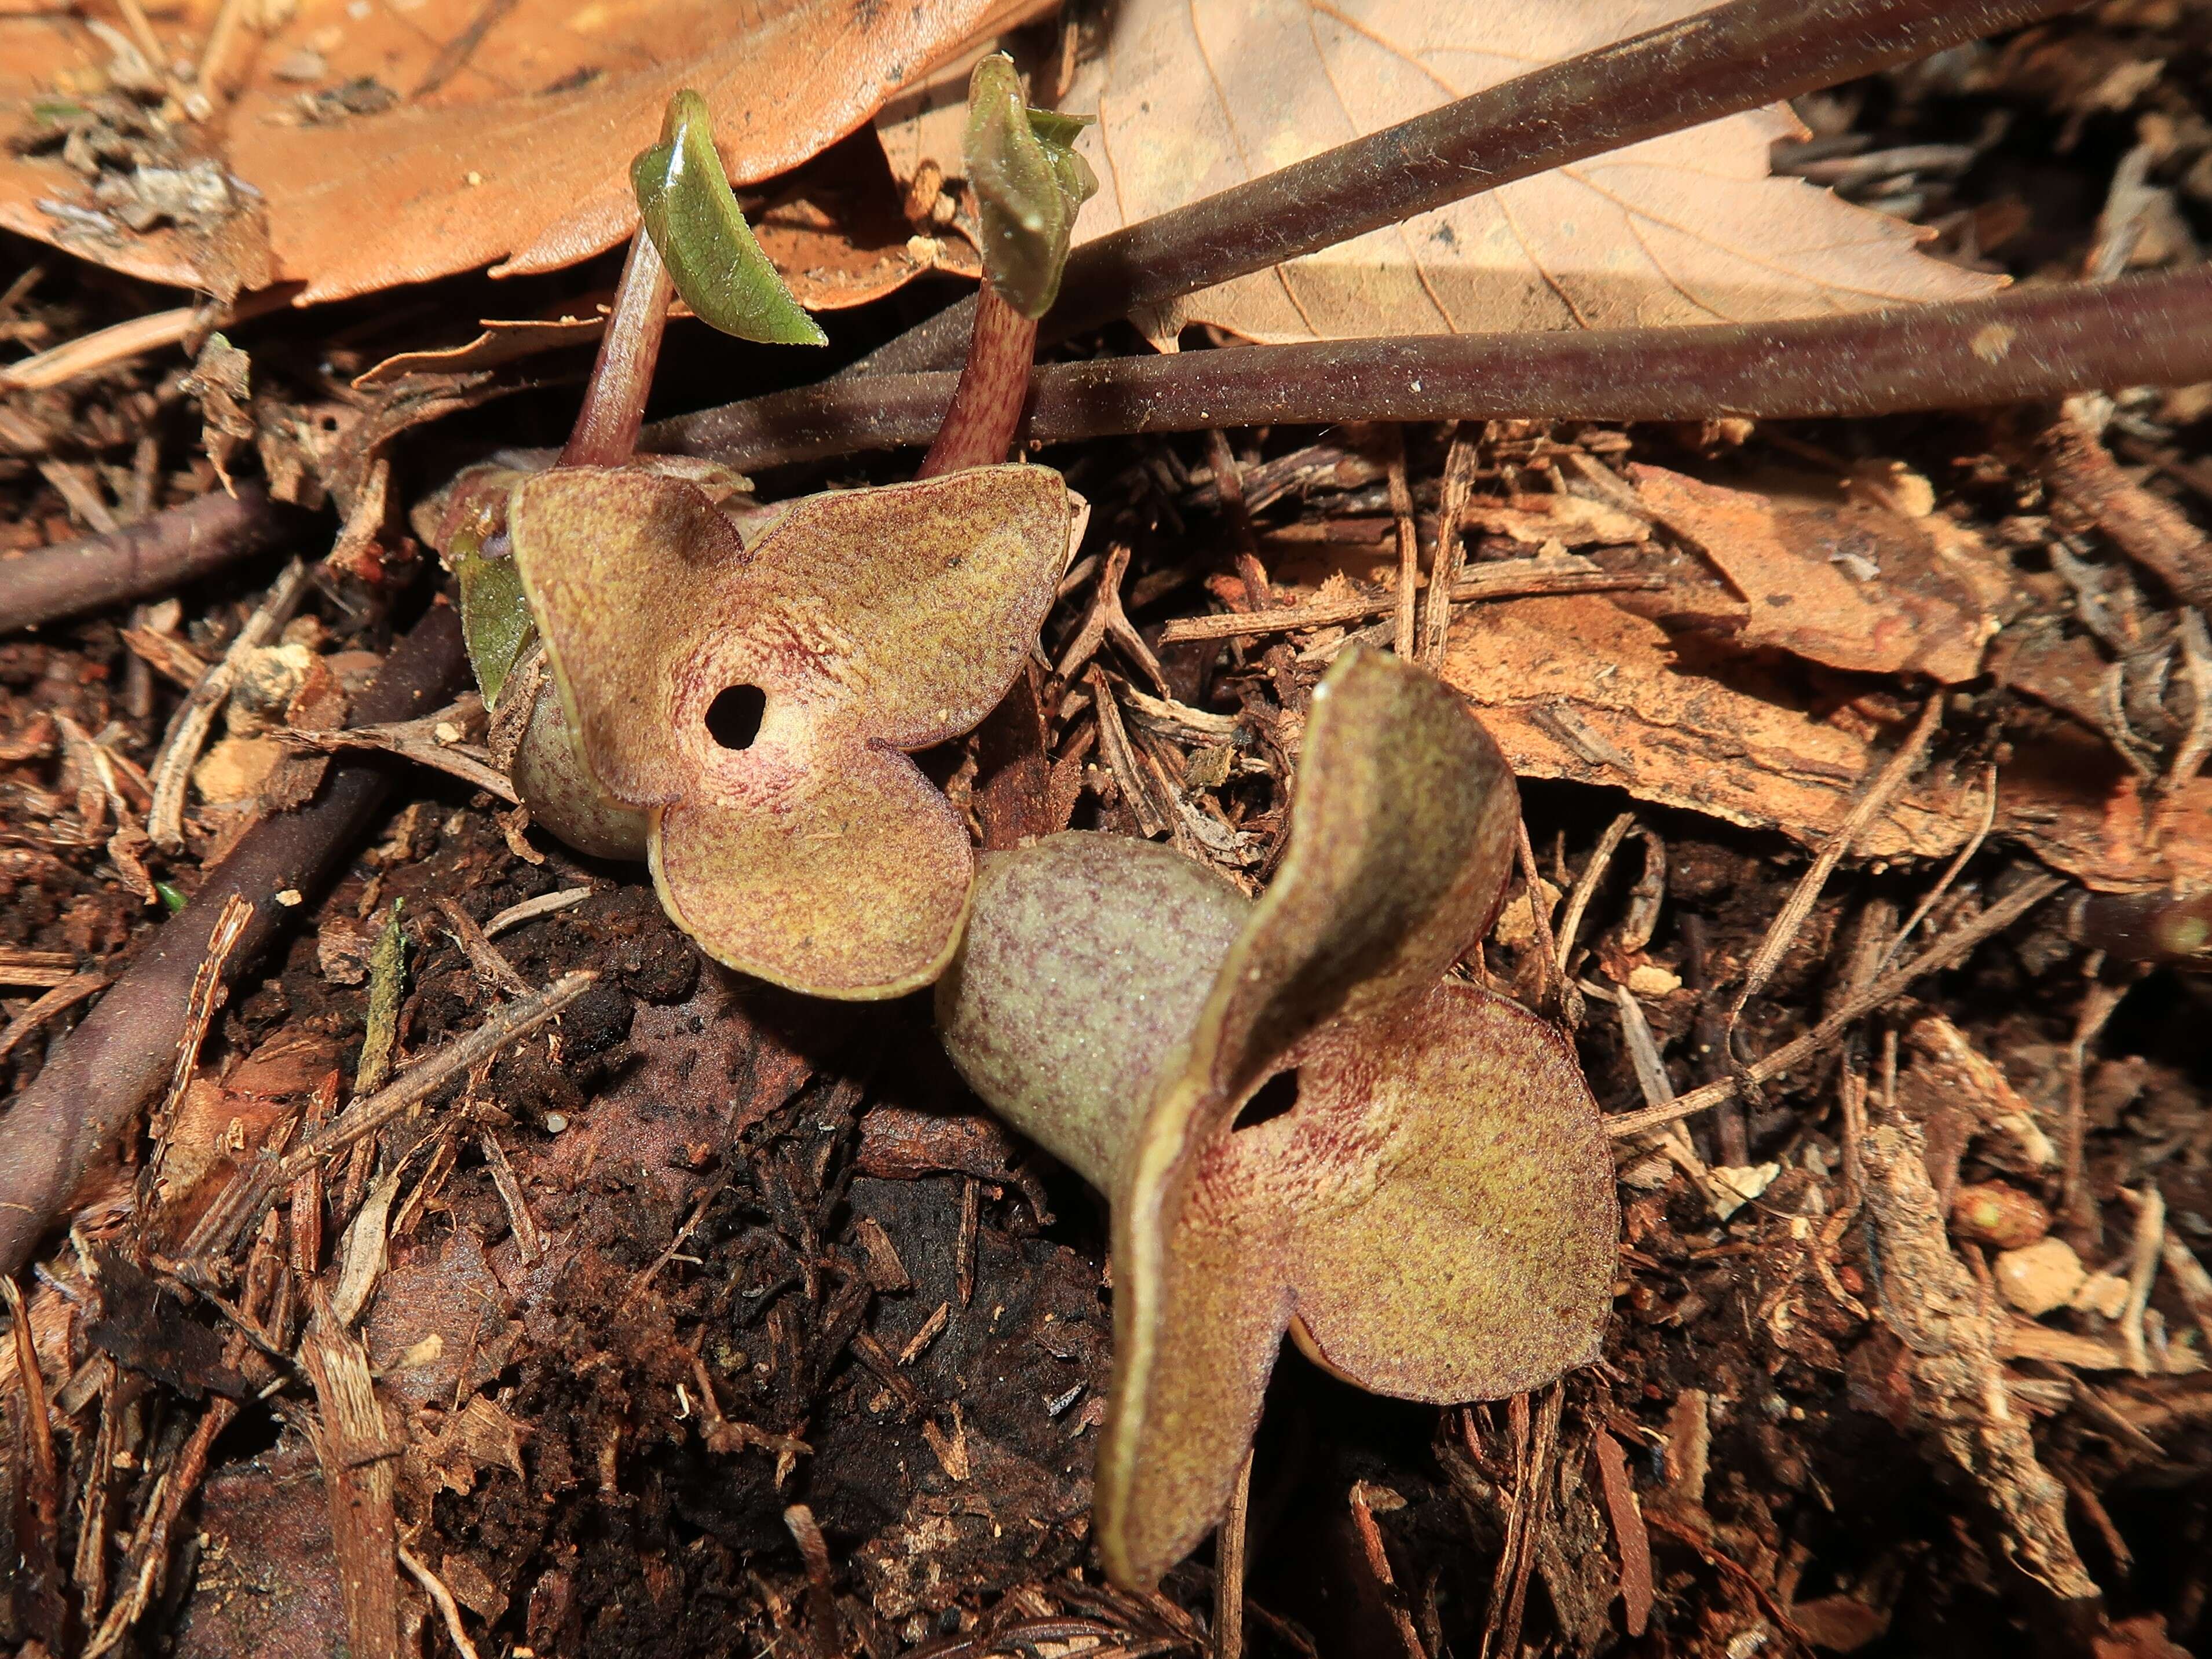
[656,268,2212,472]
[1159,560,1658,642]
[1724,695,1942,1047]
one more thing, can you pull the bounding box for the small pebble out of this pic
[1709,1161,1779,1220]
[2072,1270,2130,1320]
[543,1112,568,1134]
[271,46,326,81]
[1951,1181,2050,1250]
[1995,1237,2083,1318]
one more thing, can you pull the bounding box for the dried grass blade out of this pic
[1726,696,1941,1046]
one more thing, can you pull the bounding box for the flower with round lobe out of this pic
[937,644,1618,1588]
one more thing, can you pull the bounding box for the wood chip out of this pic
[146,558,310,852]
[301,1300,405,1659]
[1590,1427,1652,1638]
[1861,1119,2097,1599]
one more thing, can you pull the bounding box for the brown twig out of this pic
[654,269,2212,473]
[146,556,312,850]
[783,1502,843,1658]
[291,971,596,1169]
[0,971,112,1063]
[1216,1449,1253,1659]
[1157,559,1658,642]
[0,483,302,635]
[1590,1428,1653,1638]
[1725,696,1942,1048]
[1874,761,1999,978]
[1420,430,1481,668]
[159,893,253,1120]
[1385,433,1420,659]
[2036,403,2212,609]
[846,0,2086,377]
[2061,977,2130,1232]
[1511,819,1576,1028]
[1058,543,1169,691]
[1554,812,1636,975]
[81,1392,241,1658]
[1,1273,58,1515]
[1349,1480,1425,1659]
[0,604,470,1277]
[301,1295,405,1659]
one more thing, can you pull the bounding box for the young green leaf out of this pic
[631,88,828,348]
[453,541,534,710]
[966,53,1098,320]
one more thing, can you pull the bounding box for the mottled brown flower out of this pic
[509,462,1072,997]
[938,645,1617,1588]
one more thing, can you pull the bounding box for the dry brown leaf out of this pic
[353,314,610,391]
[1629,463,2002,683]
[1440,593,2212,891]
[881,0,2000,345]
[751,133,983,308]
[0,0,1040,302]
[352,142,978,388]
[1443,594,1972,857]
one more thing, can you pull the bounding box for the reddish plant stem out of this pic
[561,229,674,469]
[651,266,2212,472]
[847,0,2085,378]
[1,484,304,634]
[0,603,469,1277]
[916,283,1038,477]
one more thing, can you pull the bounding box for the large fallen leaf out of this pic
[351,137,975,388]
[0,0,1038,302]
[1441,594,2212,893]
[883,0,1999,345]
[1629,463,2003,683]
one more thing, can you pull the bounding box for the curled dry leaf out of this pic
[1440,593,2212,893]
[881,0,2000,345]
[0,0,1041,302]
[1628,463,2002,683]
[353,131,978,389]
[510,463,1073,998]
[937,645,1617,1588]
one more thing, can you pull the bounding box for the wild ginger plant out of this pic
[432,68,1617,1591]
[434,74,1085,996]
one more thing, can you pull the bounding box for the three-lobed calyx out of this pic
[937,645,1619,1588]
